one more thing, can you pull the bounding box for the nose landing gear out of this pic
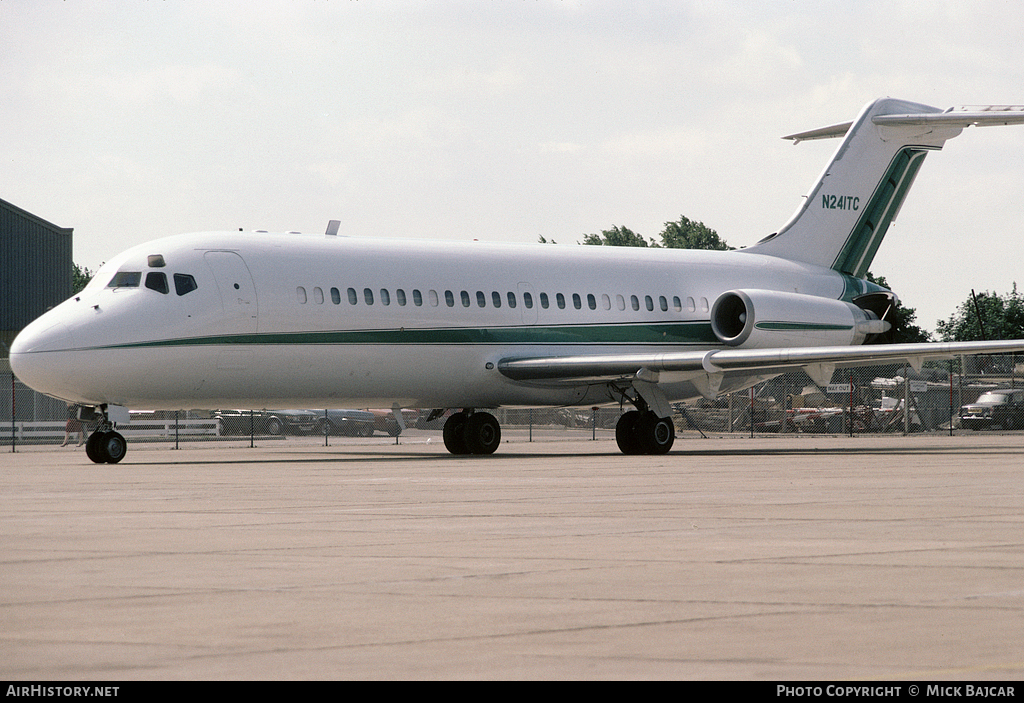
[82,406,128,464]
[86,430,128,464]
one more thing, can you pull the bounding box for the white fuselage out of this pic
[11,231,861,411]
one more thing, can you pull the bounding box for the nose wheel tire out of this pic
[85,431,128,464]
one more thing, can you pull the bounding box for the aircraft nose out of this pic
[9,319,76,397]
[11,319,74,354]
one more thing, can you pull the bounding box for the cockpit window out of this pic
[145,272,169,294]
[107,271,142,288]
[173,273,198,296]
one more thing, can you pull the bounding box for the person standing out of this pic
[61,403,85,447]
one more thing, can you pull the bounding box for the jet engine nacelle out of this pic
[710,289,889,348]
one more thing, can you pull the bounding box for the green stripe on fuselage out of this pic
[92,320,720,351]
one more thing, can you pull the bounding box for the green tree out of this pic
[658,215,731,250]
[580,217,732,250]
[579,225,654,247]
[935,285,1024,342]
[72,263,94,295]
[864,273,931,344]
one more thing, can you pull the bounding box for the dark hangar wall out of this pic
[1,197,74,352]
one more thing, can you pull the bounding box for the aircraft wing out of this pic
[497,339,1024,389]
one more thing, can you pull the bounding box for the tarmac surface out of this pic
[2,429,1024,680]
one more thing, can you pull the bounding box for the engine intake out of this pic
[711,289,889,348]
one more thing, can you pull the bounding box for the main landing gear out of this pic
[614,410,675,455]
[82,407,127,464]
[436,405,674,456]
[442,410,501,455]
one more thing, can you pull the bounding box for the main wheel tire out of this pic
[266,417,283,436]
[615,411,644,455]
[464,412,501,455]
[639,413,675,455]
[442,412,471,455]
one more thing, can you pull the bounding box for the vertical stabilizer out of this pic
[746,98,1024,277]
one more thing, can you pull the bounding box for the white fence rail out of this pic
[0,419,220,443]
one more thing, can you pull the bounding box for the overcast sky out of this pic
[4,0,1023,333]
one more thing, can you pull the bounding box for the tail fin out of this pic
[747,98,1024,277]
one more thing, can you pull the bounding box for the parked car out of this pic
[367,408,419,436]
[312,409,376,437]
[213,409,319,436]
[960,389,1024,430]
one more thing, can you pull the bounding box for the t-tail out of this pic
[747,98,1024,277]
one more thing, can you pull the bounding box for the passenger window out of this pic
[587,294,597,310]
[572,293,582,310]
[347,288,357,304]
[687,297,696,312]
[145,272,169,295]
[380,289,390,306]
[313,287,324,304]
[539,292,549,309]
[461,291,471,307]
[616,294,625,311]
[108,271,142,288]
[331,287,341,305]
[701,297,709,312]
[174,274,198,296]
[523,292,532,308]
[630,295,640,311]
[413,289,423,306]
[296,286,307,304]
[492,291,502,308]
[601,294,611,310]
[476,291,486,308]
[673,296,682,312]
[645,295,654,312]
[396,289,407,306]
[444,290,455,307]
[659,296,668,312]
[507,292,516,308]
[363,288,374,305]
[429,290,439,307]
[556,293,565,309]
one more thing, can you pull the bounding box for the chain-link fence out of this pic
[4,355,1023,450]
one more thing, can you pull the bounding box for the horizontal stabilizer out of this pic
[873,105,1024,129]
[749,98,1024,277]
[783,105,1024,143]
[782,121,853,144]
